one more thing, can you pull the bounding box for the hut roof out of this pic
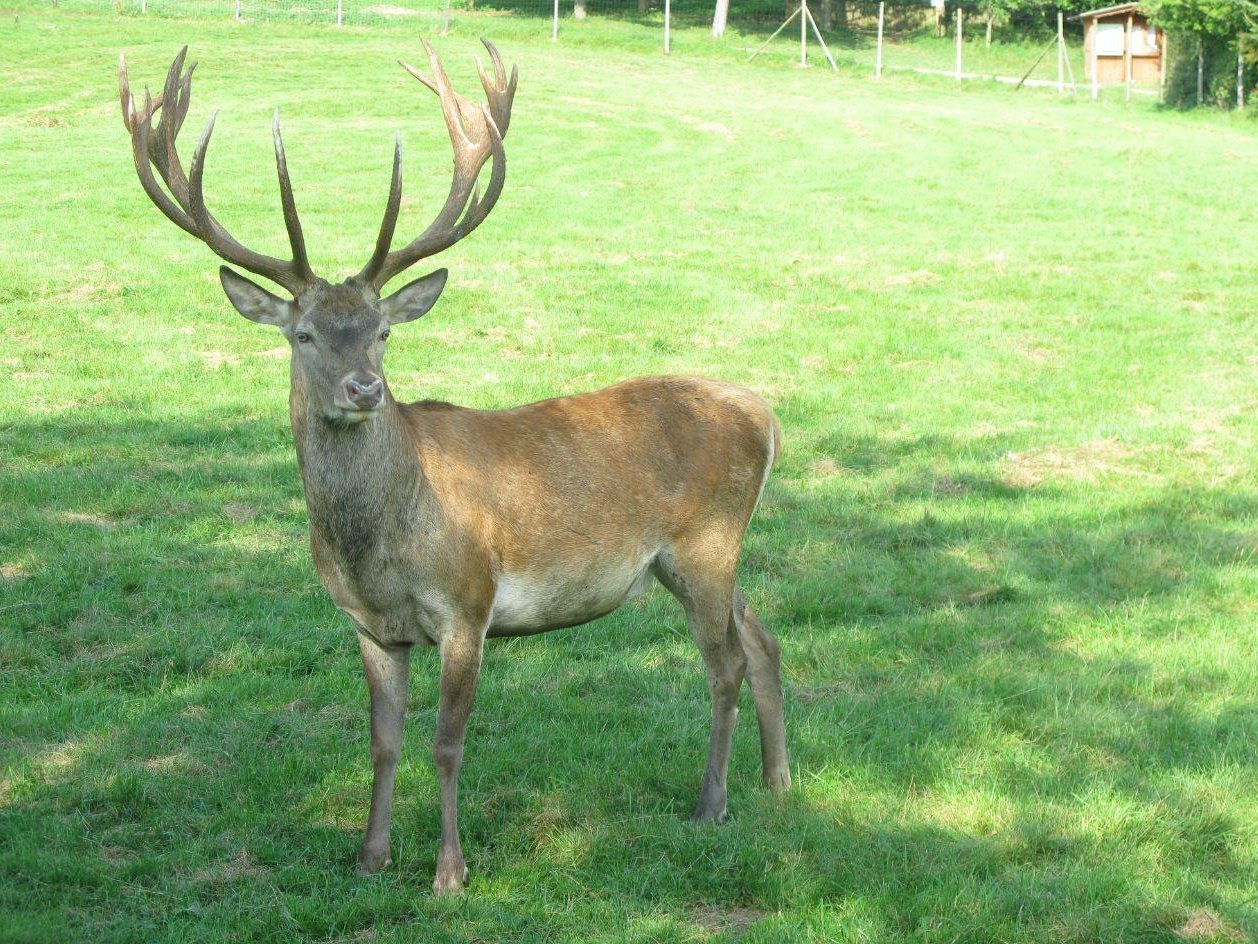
[1072,2,1144,21]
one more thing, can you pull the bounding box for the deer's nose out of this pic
[344,374,384,410]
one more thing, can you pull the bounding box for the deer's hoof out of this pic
[691,798,728,824]
[357,845,392,876]
[763,767,792,793]
[432,864,469,896]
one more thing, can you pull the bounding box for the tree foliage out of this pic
[1145,0,1256,38]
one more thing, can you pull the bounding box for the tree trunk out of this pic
[711,0,728,37]
[820,0,833,30]
[986,12,993,47]
[574,0,586,19]
[638,0,648,12]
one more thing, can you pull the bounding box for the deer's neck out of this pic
[290,383,424,565]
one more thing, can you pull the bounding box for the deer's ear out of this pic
[380,269,448,325]
[219,267,293,327]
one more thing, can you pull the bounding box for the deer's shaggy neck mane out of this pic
[289,378,423,567]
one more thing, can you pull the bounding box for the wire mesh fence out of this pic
[43,0,932,33]
[37,0,1237,106]
[68,0,486,28]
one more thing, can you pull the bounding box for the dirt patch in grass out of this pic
[931,475,970,496]
[1,563,28,583]
[142,753,209,776]
[678,115,734,141]
[223,503,259,524]
[192,849,267,884]
[198,350,241,370]
[808,457,851,478]
[47,283,119,302]
[885,269,936,287]
[691,906,765,938]
[1002,439,1148,488]
[22,109,68,128]
[1175,908,1245,941]
[54,510,118,531]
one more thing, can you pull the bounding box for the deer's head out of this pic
[120,43,516,426]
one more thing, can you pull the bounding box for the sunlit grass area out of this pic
[2,6,1258,943]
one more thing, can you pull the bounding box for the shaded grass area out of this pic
[3,8,1258,943]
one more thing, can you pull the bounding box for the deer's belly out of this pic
[487,555,656,636]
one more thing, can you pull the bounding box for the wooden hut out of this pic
[1076,3,1165,87]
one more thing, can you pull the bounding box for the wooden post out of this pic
[802,0,809,67]
[1239,40,1245,109]
[805,1,839,72]
[1159,30,1168,101]
[336,0,343,26]
[664,0,671,53]
[1197,35,1204,105]
[876,1,885,78]
[552,0,559,40]
[1057,11,1065,92]
[1064,29,1077,92]
[235,0,241,20]
[986,11,993,47]
[1124,13,1133,101]
[140,0,146,11]
[1090,22,1099,99]
[955,8,962,80]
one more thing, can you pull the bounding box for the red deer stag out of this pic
[120,43,789,895]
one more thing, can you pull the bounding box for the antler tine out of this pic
[118,53,135,132]
[186,111,309,294]
[120,47,318,296]
[475,39,517,137]
[121,57,200,239]
[355,41,516,292]
[273,110,316,285]
[360,134,405,288]
[448,106,504,238]
[151,49,190,187]
[401,40,475,149]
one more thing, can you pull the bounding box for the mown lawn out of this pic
[2,6,1258,943]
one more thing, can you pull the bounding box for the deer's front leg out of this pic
[357,630,411,875]
[431,629,485,896]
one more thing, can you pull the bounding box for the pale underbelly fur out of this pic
[488,550,658,635]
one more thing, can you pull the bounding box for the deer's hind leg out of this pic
[732,588,790,792]
[654,539,747,823]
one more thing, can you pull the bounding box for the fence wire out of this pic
[37,0,1246,107]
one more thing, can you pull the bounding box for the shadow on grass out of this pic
[2,410,1257,941]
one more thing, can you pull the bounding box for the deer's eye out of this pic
[295,331,312,344]
[380,330,391,341]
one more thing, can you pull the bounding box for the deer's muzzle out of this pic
[342,374,384,413]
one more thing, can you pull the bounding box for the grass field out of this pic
[3,6,1258,943]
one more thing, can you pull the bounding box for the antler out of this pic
[355,38,517,294]
[119,47,317,296]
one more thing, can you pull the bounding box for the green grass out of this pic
[3,7,1258,943]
